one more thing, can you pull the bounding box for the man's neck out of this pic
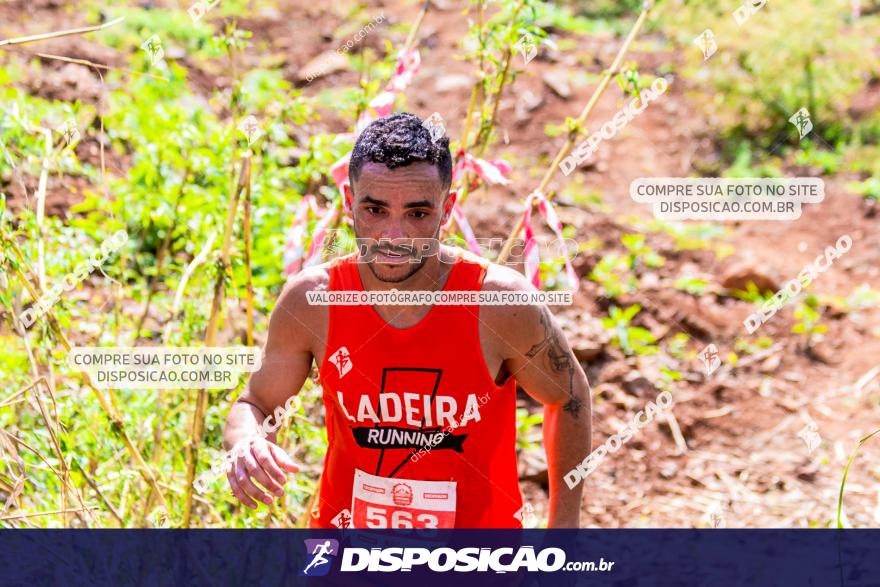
[357,247,457,292]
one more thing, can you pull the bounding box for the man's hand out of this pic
[226,436,300,509]
[222,268,325,508]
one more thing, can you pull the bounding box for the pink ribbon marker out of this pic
[447,193,482,256]
[329,152,351,196]
[521,190,579,292]
[283,195,319,276]
[452,149,511,187]
[356,48,422,133]
[304,201,341,268]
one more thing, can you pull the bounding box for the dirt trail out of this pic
[2,0,878,527]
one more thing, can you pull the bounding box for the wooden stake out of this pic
[497,1,656,263]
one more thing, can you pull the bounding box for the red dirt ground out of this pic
[2,0,878,528]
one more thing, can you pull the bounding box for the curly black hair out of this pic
[349,112,452,192]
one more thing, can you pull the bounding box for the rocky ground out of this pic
[2,0,879,528]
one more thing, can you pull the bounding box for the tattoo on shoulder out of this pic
[525,307,582,418]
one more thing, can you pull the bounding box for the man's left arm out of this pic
[490,277,592,528]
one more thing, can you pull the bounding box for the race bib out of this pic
[351,468,456,529]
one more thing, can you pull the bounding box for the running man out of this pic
[302,540,334,575]
[222,112,592,528]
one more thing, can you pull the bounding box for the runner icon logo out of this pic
[331,509,352,528]
[514,503,538,528]
[329,346,353,378]
[301,539,340,577]
[698,344,721,376]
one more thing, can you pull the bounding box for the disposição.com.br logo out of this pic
[299,538,614,575]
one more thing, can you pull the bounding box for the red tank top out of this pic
[310,249,523,529]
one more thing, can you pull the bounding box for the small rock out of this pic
[640,272,660,290]
[805,341,835,365]
[556,312,609,362]
[660,101,679,115]
[515,89,544,122]
[518,447,548,483]
[601,361,630,383]
[165,46,186,60]
[540,40,562,64]
[572,343,602,362]
[434,74,472,93]
[624,372,658,397]
[542,70,571,99]
[297,50,349,82]
[604,345,626,362]
[659,462,678,479]
[760,354,782,373]
[258,7,282,18]
[29,63,103,103]
[795,462,820,483]
[720,262,780,293]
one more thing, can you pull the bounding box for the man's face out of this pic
[345,161,453,283]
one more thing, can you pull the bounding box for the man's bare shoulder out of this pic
[279,263,331,304]
[481,261,537,294]
[270,263,331,345]
[478,261,546,345]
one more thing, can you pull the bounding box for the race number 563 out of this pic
[351,469,456,529]
[364,506,441,528]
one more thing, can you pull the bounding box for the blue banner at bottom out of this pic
[1,529,878,586]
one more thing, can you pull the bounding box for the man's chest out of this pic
[311,310,507,384]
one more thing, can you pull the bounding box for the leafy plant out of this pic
[629,218,734,257]
[665,332,692,359]
[617,65,642,100]
[669,0,880,148]
[794,142,844,174]
[846,177,880,201]
[730,282,775,304]
[845,284,880,310]
[837,428,880,528]
[589,234,665,299]
[621,234,664,269]
[602,304,659,356]
[589,253,633,299]
[674,277,710,296]
[536,1,639,35]
[792,297,827,346]
[735,335,775,355]
[515,407,544,451]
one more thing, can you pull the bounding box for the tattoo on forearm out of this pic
[525,307,582,418]
[562,396,583,418]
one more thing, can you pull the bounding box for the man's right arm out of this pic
[223,267,328,508]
